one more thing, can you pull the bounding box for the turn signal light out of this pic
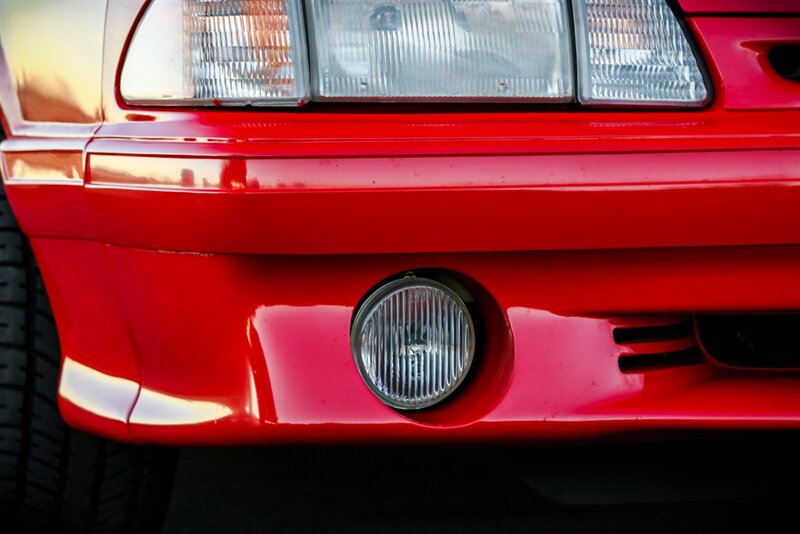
[121,0,309,106]
[572,0,708,106]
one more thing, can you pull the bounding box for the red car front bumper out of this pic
[40,240,800,445]
[5,132,799,444]
[1,2,799,445]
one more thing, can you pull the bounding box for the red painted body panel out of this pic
[677,1,800,14]
[0,0,799,444]
[37,240,800,445]
[34,239,139,442]
[692,18,800,110]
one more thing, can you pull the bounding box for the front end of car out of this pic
[2,0,800,447]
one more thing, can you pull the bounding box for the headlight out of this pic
[120,0,709,107]
[306,0,574,102]
[351,277,476,410]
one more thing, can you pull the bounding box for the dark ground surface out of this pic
[162,438,799,533]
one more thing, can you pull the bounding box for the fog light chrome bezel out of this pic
[351,276,476,411]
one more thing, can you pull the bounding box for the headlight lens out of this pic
[352,277,476,410]
[306,0,574,102]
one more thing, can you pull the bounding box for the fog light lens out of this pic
[352,277,476,410]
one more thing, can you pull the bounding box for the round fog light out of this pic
[351,277,475,410]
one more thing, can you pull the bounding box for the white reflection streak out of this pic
[247,370,261,420]
[59,356,139,423]
[245,320,261,420]
[130,388,234,426]
[59,356,235,426]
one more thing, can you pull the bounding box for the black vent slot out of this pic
[613,320,693,345]
[769,45,800,82]
[696,314,800,369]
[618,348,704,373]
[614,319,703,373]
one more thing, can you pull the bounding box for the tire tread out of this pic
[0,151,176,533]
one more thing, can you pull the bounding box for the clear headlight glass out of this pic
[306,0,574,101]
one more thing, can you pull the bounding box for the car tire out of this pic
[0,166,178,532]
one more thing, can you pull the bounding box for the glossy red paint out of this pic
[692,18,800,110]
[0,0,799,445]
[677,0,800,15]
[78,149,800,255]
[35,239,800,445]
[33,239,141,442]
[4,150,83,181]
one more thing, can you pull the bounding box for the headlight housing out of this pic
[121,0,709,108]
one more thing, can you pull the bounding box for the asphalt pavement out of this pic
[162,441,797,533]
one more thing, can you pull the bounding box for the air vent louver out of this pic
[613,318,704,373]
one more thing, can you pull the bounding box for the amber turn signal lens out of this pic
[121,0,309,106]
